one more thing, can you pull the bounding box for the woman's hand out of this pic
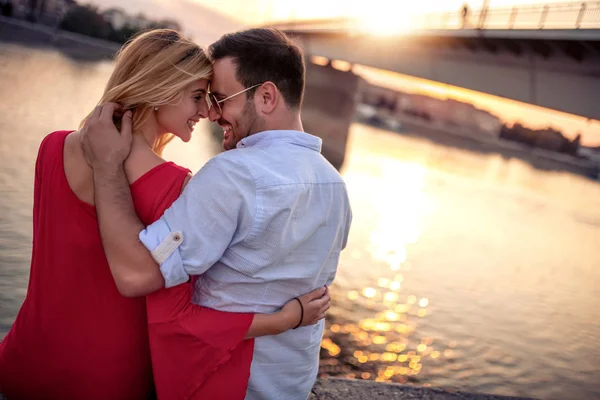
[244,286,331,339]
[281,286,331,329]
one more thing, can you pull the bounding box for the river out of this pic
[0,40,599,400]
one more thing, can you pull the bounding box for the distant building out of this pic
[10,0,75,26]
[361,83,503,138]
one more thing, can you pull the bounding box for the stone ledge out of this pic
[309,378,536,400]
[0,378,537,400]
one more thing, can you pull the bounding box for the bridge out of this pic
[269,2,600,121]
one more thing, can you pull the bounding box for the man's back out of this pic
[194,130,351,399]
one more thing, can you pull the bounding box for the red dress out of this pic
[0,130,254,400]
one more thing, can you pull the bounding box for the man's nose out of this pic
[208,106,220,123]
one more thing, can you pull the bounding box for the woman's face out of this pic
[156,79,209,142]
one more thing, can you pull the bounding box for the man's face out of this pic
[208,57,259,150]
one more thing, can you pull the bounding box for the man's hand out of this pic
[81,103,133,168]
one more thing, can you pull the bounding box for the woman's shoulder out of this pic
[38,130,73,157]
[34,130,76,180]
[126,150,191,224]
[44,129,72,142]
[125,145,189,185]
[125,143,188,186]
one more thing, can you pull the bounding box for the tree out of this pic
[60,4,111,40]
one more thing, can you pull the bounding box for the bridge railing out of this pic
[425,1,600,30]
[270,1,600,32]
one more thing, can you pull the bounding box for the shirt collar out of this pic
[237,130,322,152]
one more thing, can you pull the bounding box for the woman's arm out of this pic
[244,286,330,339]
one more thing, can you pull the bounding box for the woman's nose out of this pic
[197,99,209,119]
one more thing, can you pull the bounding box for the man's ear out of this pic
[256,82,278,114]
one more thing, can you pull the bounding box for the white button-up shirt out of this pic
[139,129,352,400]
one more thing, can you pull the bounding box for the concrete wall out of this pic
[293,34,600,120]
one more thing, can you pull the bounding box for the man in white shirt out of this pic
[82,28,352,399]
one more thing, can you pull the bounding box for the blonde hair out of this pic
[82,29,212,155]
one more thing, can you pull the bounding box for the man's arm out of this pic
[93,161,165,296]
[81,103,164,297]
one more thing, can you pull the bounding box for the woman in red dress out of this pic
[0,29,329,400]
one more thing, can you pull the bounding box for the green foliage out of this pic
[60,5,111,39]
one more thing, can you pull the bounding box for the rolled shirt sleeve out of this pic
[138,155,256,288]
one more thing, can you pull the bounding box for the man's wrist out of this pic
[92,157,124,175]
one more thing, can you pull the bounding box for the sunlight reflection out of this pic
[384,292,398,303]
[362,287,377,298]
[347,290,359,301]
[378,278,391,288]
[319,153,442,384]
[367,161,428,271]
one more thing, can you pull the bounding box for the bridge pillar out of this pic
[292,34,360,169]
[301,61,360,170]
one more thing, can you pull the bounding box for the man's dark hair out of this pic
[209,28,305,109]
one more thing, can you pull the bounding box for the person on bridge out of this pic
[461,3,470,28]
[0,29,331,400]
[81,27,353,400]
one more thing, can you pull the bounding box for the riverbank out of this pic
[311,378,536,400]
[0,15,119,60]
[358,111,600,179]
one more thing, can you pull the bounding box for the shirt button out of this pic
[173,233,181,241]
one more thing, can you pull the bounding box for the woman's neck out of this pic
[136,116,163,150]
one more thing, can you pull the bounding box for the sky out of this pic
[194,0,583,25]
[88,0,586,28]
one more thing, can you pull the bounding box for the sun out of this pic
[357,4,423,36]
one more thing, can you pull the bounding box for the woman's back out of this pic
[0,130,189,400]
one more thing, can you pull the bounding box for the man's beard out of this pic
[240,99,259,139]
[230,101,259,150]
